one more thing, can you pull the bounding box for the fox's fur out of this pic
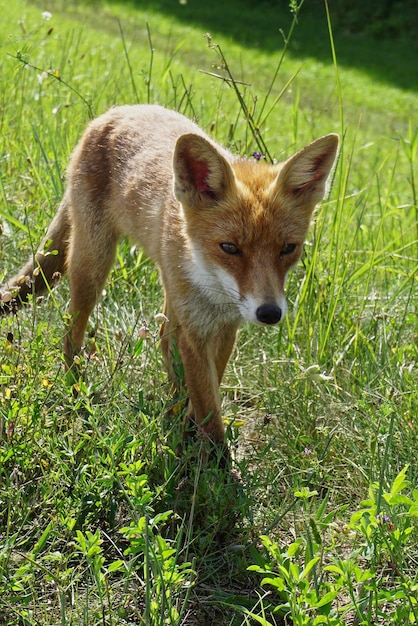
[1,105,338,445]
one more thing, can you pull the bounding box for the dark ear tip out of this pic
[329,133,340,149]
[322,133,339,156]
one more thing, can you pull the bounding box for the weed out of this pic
[236,468,418,625]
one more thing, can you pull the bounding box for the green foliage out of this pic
[331,0,418,38]
[240,468,418,625]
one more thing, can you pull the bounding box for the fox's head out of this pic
[173,130,339,328]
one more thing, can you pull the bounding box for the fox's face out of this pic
[173,132,339,328]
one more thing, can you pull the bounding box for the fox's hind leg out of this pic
[63,210,118,371]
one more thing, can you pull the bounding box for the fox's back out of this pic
[67,105,229,260]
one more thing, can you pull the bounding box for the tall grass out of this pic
[0,0,417,624]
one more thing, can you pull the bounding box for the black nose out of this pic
[256,303,282,325]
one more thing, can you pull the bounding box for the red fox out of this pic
[1,105,338,446]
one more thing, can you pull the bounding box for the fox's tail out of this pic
[1,197,70,312]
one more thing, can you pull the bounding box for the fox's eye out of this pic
[281,243,297,256]
[220,242,241,256]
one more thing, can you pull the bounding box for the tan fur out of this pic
[1,105,338,444]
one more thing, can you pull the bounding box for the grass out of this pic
[0,0,417,624]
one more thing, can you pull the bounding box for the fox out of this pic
[1,104,338,448]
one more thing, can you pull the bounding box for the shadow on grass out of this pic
[113,0,418,92]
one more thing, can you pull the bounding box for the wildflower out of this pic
[154,312,169,325]
[37,70,48,84]
[304,364,333,382]
[1,291,13,303]
[42,11,52,20]
[138,321,150,339]
[16,274,31,286]
[253,151,264,161]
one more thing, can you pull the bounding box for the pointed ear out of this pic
[173,134,236,209]
[275,134,339,207]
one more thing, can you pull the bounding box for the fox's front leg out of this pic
[159,302,184,387]
[177,332,224,443]
[177,325,237,444]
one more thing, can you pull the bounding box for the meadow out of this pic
[0,0,417,624]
